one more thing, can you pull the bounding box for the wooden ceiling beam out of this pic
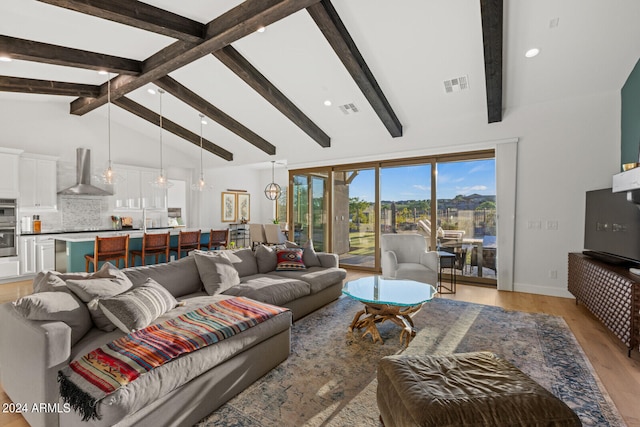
[156,76,276,155]
[0,35,141,75]
[480,0,503,123]
[68,0,321,116]
[113,96,233,162]
[213,46,330,148]
[36,0,205,42]
[0,75,100,97]
[307,0,402,138]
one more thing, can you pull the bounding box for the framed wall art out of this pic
[237,193,250,222]
[221,192,237,222]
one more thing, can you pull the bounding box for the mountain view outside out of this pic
[344,159,497,279]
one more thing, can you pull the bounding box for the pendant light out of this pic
[99,73,122,184]
[152,88,172,189]
[191,113,212,192]
[264,161,281,200]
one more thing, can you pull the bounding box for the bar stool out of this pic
[85,235,130,272]
[170,230,201,260]
[129,232,170,266]
[207,229,229,250]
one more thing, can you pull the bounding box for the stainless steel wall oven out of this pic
[0,199,17,257]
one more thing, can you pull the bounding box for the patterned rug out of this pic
[197,296,626,427]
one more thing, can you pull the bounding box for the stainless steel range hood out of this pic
[58,148,113,196]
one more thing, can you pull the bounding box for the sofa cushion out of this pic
[255,245,277,273]
[254,244,286,273]
[99,278,178,333]
[33,270,96,293]
[193,251,241,295]
[123,255,202,298]
[65,262,134,331]
[285,240,321,267]
[224,248,259,277]
[269,267,347,294]
[13,291,92,345]
[33,271,67,293]
[275,248,306,271]
[222,274,311,306]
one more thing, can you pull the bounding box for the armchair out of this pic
[380,233,438,285]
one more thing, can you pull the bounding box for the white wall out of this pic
[0,97,200,169]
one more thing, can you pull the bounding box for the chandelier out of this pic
[264,161,281,200]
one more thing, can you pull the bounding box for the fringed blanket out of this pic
[58,297,288,421]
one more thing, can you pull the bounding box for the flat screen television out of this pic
[584,188,640,266]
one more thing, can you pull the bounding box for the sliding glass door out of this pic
[289,150,497,285]
[290,171,329,252]
[436,158,496,281]
[334,167,376,268]
[380,163,432,240]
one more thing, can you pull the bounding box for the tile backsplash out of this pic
[61,196,109,230]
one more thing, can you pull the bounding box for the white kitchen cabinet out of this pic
[19,154,58,210]
[0,257,19,278]
[19,235,36,275]
[19,235,56,275]
[141,171,167,209]
[113,167,141,210]
[0,149,22,199]
[112,165,167,210]
[36,236,55,272]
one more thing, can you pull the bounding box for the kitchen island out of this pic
[54,228,212,272]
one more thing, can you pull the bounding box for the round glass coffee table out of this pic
[342,276,437,346]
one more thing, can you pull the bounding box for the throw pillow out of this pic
[193,251,241,295]
[65,262,134,331]
[276,248,306,271]
[13,292,92,345]
[99,278,178,333]
[285,240,321,267]
[223,248,259,277]
[32,271,68,293]
[254,244,286,273]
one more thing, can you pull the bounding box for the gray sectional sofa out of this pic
[0,245,346,427]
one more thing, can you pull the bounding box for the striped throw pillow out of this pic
[99,278,178,333]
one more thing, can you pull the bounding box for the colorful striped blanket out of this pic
[58,297,288,421]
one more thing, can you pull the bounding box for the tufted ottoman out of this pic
[377,352,581,427]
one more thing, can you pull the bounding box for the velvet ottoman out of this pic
[377,352,581,427]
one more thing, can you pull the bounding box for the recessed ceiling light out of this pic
[0,56,12,62]
[201,118,208,125]
[323,100,332,107]
[97,70,108,75]
[525,48,540,58]
[256,26,266,33]
[147,88,156,95]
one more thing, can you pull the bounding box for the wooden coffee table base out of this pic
[348,303,422,346]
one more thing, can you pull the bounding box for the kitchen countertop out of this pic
[52,227,203,243]
[19,227,175,237]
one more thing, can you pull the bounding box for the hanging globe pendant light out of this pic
[264,161,281,200]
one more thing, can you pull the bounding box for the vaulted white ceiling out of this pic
[1,0,639,170]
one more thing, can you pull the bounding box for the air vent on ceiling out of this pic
[339,103,359,115]
[443,75,469,93]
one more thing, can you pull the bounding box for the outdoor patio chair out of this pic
[380,233,438,286]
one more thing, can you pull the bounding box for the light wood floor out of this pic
[1,273,640,427]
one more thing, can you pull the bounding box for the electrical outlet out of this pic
[527,221,542,229]
[546,220,558,230]
[549,270,558,279]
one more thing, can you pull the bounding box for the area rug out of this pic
[197,296,625,427]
